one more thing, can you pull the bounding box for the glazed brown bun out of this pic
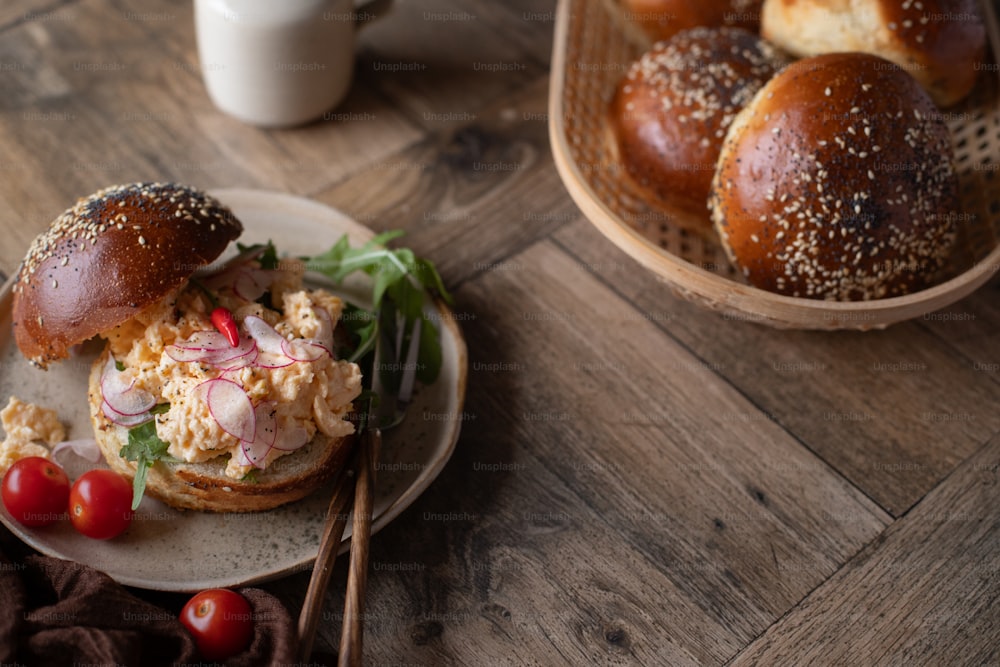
[621,0,763,43]
[87,348,354,512]
[609,27,790,223]
[12,182,242,368]
[761,0,986,107]
[711,52,960,300]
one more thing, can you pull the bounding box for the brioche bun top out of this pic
[12,182,243,368]
[710,52,959,300]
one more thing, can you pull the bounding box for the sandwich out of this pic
[11,182,363,512]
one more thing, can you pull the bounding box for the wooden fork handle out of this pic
[338,428,381,667]
[297,460,357,662]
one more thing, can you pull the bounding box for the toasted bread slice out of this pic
[88,347,354,512]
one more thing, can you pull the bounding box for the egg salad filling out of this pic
[99,251,362,480]
[0,396,65,473]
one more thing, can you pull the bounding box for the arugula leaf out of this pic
[120,411,177,510]
[305,232,451,390]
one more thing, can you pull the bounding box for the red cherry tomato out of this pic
[68,469,133,539]
[180,589,254,661]
[1,456,70,527]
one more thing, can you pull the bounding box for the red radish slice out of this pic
[255,351,296,369]
[233,267,277,302]
[102,399,153,427]
[52,438,102,463]
[239,403,278,468]
[194,378,256,443]
[281,338,329,362]
[272,424,309,452]
[167,334,258,368]
[171,330,231,352]
[244,316,286,354]
[314,306,335,352]
[100,356,156,416]
[244,316,296,367]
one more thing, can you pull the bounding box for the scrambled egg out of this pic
[0,396,65,473]
[103,258,363,479]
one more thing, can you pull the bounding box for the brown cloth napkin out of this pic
[0,547,299,666]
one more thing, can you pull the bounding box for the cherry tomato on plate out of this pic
[1,456,70,527]
[68,469,133,539]
[180,588,254,661]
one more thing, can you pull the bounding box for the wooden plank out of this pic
[0,1,73,33]
[355,0,550,131]
[0,0,424,271]
[313,76,579,288]
[920,279,1000,384]
[731,435,1000,666]
[554,219,1000,516]
[270,239,891,665]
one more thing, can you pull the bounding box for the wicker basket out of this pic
[549,0,1000,330]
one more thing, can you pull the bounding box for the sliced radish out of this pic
[198,247,269,295]
[52,438,102,463]
[167,333,258,369]
[255,351,296,369]
[272,424,309,452]
[243,316,286,355]
[281,338,329,362]
[100,356,155,416]
[233,267,277,302]
[238,403,277,468]
[194,378,255,443]
[102,399,154,427]
[171,330,231,352]
[314,306,335,353]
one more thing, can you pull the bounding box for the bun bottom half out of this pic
[87,347,354,513]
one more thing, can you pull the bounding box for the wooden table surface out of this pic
[1,0,999,665]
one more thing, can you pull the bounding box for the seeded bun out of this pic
[12,182,243,368]
[87,346,354,512]
[710,52,960,300]
[620,0,764,44]
[609,27,790,224]
[760,0,986,107]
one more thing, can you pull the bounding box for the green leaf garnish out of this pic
[305,232,451,390]
[120,411,177,510]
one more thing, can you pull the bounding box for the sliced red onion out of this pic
[314,306,335,353]
[51,438,102,463]
[100,356,156,417]
[194,378,256,443]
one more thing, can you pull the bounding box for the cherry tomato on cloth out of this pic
[68,469,133,539]
[180,588,255,661]
[1,456,70,527]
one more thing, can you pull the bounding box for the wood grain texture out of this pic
[280,239,891,664]
[355,0,551,131]
[731,435,1000,667]
[554,219,1000,517]
[314,76,580,287]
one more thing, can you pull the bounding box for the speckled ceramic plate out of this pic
[0,188,467,592]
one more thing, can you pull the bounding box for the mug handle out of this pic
[355,0,393,26]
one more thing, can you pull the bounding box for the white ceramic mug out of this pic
[194,0,391,127]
